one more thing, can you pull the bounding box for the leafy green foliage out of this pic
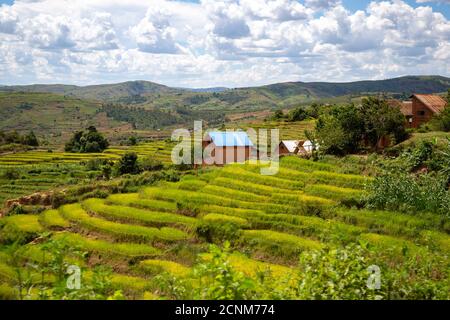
[315,98,408,155]
[0,130,39,147]
[65,126,109,153]
[365,170,450,216]
[116,152,141,175]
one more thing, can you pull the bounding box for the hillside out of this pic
[0,76,448,138]
[0,157,448,300]
[256,75,450,99]
[1,76,448,104]
[0,81,173,102]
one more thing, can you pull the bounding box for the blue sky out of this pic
[0,0,449,87]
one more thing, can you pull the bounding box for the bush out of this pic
[116,152,141,175]
[365,170,450,216]
[140,157,163,172]
[2,168,20,180]
[65,126,109,153]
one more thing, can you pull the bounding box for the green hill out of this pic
[0,80,173,101]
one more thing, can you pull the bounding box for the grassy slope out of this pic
[0,157,448,299]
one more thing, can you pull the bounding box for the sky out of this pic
[0,0,449,88]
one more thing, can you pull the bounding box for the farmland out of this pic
[0,156,448,300]
[0,140,175,205]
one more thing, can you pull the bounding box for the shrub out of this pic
[65,126,109,153]
[297,245,382,299]
[116,152,141,175]
[365,170,450,216]
[140,157,164,172]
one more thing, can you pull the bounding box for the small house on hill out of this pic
[388,94,447,128]
[203,131,254,165]
[278,140,301,156]
[410,94,447,128]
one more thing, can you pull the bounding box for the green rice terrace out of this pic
[0,157,449,300]
[0,141,174,205]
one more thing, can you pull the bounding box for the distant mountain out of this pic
[0,80,174,101]
[181,87,230,93]
[253,75,450,99]
[1,76,448,103]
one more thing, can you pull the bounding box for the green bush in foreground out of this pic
[154,243,449,300]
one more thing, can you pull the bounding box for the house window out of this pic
[418,110,425,116]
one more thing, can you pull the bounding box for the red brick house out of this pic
[410,94,447,128]
[389,94,447,128]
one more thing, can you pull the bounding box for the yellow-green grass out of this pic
[0,283,18,300]
[139,259,190,277]
[177,179,207,191]
[202,213,248,227]
[311,171,372,189]
[219,167,304,190]
[39,209,70,229]
[280,156,335,172]
[0,262,15,281]
[201,185,268,203]
[2,214,44,233]
[53,232,161,257]
[304,184,364,202]
[419,231,450,252]
[330,208,448,238]
[142,186,294,215]
[83,198,197,228]
[59,203,189,242]
[270,192,335,208]
[210,177,287,196]
[106,193,177,213]
[200,205,267,219]
[359,233,421,254]
[242,230,323,252]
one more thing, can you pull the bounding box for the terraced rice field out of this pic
[0,141,175,205]
[0,163,102,205]
[0,156,449,299]
[0,141,175,167]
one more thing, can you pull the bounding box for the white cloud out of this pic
[0,0,448,87]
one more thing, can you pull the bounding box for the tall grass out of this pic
[83,198,197,227]
[106,193,177,213]
[59,203,189,242]
[53,232,161,257]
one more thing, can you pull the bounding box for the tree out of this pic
[272,109,285,120]
[357,97,407,149]
[314,98,407,155]
[288,106,308,122]
[23,131,39,146]
[116,152,141,175]
[65,127,109,153]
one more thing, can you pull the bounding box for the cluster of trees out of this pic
[65,126,109,153]
[0,130,39,147]
[271,103,321,122]
[100,104,225,130]
[312,98,408,155]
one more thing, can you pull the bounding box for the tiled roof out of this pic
[412,94,447,114]
[387,99,413,116]
[207,131,254,147]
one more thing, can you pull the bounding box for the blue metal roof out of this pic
[208,131,254,147]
